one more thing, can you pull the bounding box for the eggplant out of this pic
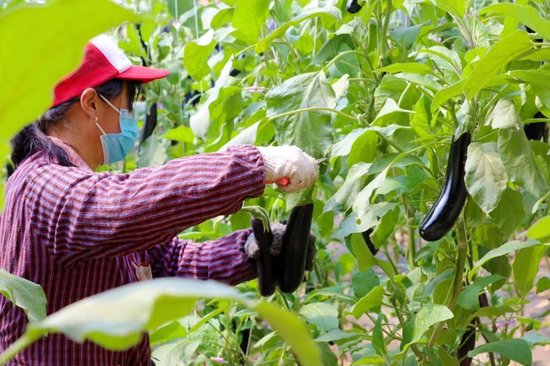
[361,228,378,255]
[251,219,277,296]
[524,112,547,141]
[140,102,158,144]
[457,324,476,366]
[347,0,362,14]
[278,203,314,293]
[419,131,471,241]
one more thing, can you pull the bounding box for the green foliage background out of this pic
[1,0,550,365]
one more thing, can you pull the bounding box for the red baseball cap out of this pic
[52,34,169,107]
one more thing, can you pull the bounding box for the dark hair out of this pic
[8,79,139,176]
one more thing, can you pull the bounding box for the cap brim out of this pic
[117,65,169,83]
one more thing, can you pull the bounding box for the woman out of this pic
[0,35,318,365]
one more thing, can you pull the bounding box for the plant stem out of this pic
[406,206,416,268]
[427,221,468,349]
[0,332,42,366]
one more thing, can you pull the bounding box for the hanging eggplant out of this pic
[362,228,378,255]
[524,112,547,141]
[347,0,362,14]
[278,203,314,293]
[251,219,277,297]
[419,131,471,241]
[140,102,158,144]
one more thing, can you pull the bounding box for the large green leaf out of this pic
[468,339,532,366]
[488,99,520,129]
[481,3,550,40]
[406,303,453,346]
[299,302,339,332]
[190,58,233,138]
[432,0,466,18]
[18,279,320,364]
[266,72,335,158]
[0,269,46,323]
[232,0,270,45]
[256,301,323,365]
[498,127,549,199]
[469,240,543,280]
[0,0,140,138]
[513,245,546,297]
[351,286,384,319]
[464,142,508,213]
[183,29,217,80]
[0,0,141,204]
[463,30,533,99]
[527,216,550,242]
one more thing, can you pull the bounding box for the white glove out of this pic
[257,146,319,193]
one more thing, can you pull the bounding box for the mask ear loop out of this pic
[98,93,120,114]
[94,116,108,135]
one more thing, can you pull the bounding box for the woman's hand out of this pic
[257,145,319,193]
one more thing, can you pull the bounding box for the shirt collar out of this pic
[47,136,93,172]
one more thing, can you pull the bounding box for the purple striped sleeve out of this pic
[148,229,257,285]
[26,145,265,265]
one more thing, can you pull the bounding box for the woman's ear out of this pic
[80,88,99,118]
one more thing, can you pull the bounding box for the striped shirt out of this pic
[0,138,264,365]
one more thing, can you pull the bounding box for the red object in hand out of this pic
[276,177,290,186]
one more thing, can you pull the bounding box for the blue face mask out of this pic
[96,94,138,165]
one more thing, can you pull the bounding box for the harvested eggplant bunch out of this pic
[419,131,471,241]
[278,203,314,293]
[347,0,362,14]
[251,219,277,297]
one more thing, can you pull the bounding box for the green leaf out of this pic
[267,72,336,158]
[351,286,384,319]
[457,275,504,310]
[488,99,520,129]
[513,245,546,297]
[407,303,453,346]
[0,269,46,323]
[190,58,233,138]
[331,163,371,210]
[352,169,389,226]
[489,188,525,237]
[299,302,339,332]
[0,0,141,204]
[527,216,550,241]
[464,31,533,99]
[431,80,465,114]
[480,3,550,40]
[352,269,380,299]
[498,128,549,199]
[256,301,322,365]
[468,339,532,366]
[183,29,217,80]
[232,0,270,45]
[22,278,321,365]
[166,0,194,17]
[372,314,387,358]
[163,125,195,143]
[465,142,508,213]
[138,135,168,168]
[432,0,466,18]
[469,240,543,280]
[256,5,341,53]
[536,276,550,293]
